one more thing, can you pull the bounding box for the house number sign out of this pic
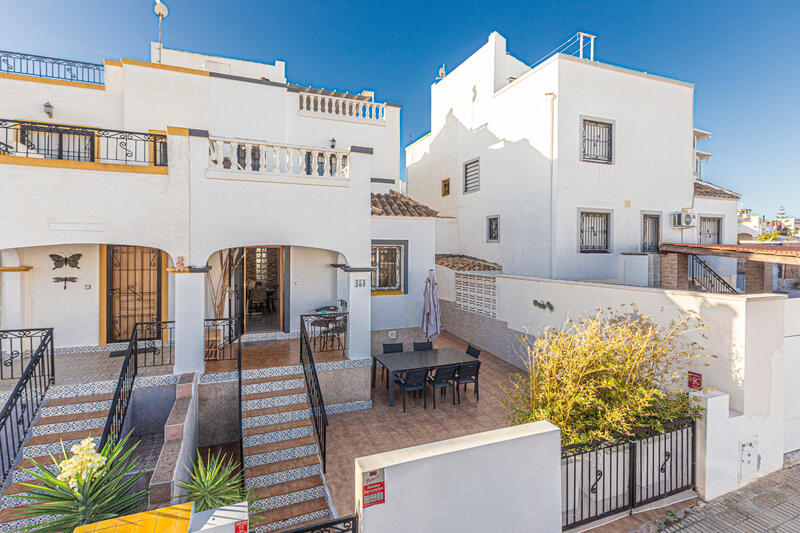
[354,279,367,288]
[362,468,385,508]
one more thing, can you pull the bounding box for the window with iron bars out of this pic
[581,119,613,163]
[699,216,722,244]
[580,211,610,252]
[642,214,660,252]
[371,245,403,291]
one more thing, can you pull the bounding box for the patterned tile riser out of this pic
[251,486,325,512]
[327,400,372,414]
[9,462,57,485]
[243,426,313,447]
[255,510,329,532]
[24,437,85,459]
[242,394,307,411]
[245,464,322,489]
[242,379,304,395]
[244,444,318,468]
[243,409,309,429]
[53,343,127,355]
[31,417,106,437]
[42,374,178,400]
[0,513,59,530]
[199,358,370,385]
[40,400,112,417]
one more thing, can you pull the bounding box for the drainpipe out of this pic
[545,92,557,278]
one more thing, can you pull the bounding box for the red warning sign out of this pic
[362,469,385,508]
[688,371,702,390]
[234,519,249,533]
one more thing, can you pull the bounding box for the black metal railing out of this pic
[0,328,54,485]
[134,320,175,367]
[689,254,737,294]
[0,328,53,381]
[300,315,329,472]
[236,320,245,493]
[282,514,358,533]
[561,418,694,530]
[203,318,241,362]
[99,324,139,450]
[304,312,348,356]
[1,50,104,84]
[0,119,167,166]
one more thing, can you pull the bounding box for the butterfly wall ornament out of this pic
[49,254,81,270]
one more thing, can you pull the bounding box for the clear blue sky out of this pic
[2,1,797,217]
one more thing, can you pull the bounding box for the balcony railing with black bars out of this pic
[0,119,167,167]
[300,315,329,472]
[304,312,348,356]
[689,254,737,295]
[282,514,358,533]
[0,328,54,381]
[561,418,695,530]
[0,328,54,486]
[99,324,139,450]
[204,318,241,362]
[135,320,175,367]
[1,50,104,84]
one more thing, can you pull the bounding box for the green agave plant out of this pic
[13,433,149,532]
[177,451,261,522]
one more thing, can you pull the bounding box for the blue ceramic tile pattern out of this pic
[244,444,317,468]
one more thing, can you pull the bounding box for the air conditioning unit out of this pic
[672,212,696,228]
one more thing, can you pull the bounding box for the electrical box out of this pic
[739,440,758,482]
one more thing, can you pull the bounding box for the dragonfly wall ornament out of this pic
[53,276,78,289]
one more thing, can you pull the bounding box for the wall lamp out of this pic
[43,101,54,118]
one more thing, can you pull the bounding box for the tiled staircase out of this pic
[241,372,330,531]
[0,392,112,530]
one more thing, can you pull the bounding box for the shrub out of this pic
[14,434,149,532]
[503,305,714,445]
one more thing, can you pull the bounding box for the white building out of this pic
[406,32,741,286]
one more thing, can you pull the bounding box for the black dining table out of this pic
[371,347,478,406]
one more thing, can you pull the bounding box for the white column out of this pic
[173,272,206,374]
[346,270,372,360]
[0,249,23,330]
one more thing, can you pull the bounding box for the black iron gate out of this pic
[107,245,162,343]
[561,418,694,530]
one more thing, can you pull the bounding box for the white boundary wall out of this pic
[355,421,562,533]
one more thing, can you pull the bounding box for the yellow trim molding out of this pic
[161,251,169,321]
[0,72,105,90]
[0,155,169,174]
[0,266,33,272]
[98,245,107,347]
[103,59,122,67]
[120,58,209,77]
[372,289,403,296]
[166,126,190,136]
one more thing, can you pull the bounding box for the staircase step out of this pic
[243,374,304,386]
[244,442,317,469]
[40,398,112,417]
[43,393,114,407]
[243,422,313,447]
[251,475,323,501]
[35,410,108,427]
[242,408,309,429]
[243,388,307,402]
[246,455,319,479]
[243,391,307,411]
[0,504,53,527]
[250,476,325,513]
[252,498,329,532]
[23,428,102,458]
[245,456,321,489]
[243,375,304,395]
[244,436,316,457]
[243,403,309,419]
[31,410,106,437]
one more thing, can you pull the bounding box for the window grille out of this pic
[371,245,402,291]
[642,214,660,252]
[699,217,721,244]
[580,212,610,252]
[582,120,612,163]
[455,273,496,317]
[487,216,500,242]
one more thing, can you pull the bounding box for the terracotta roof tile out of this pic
[435,254,501,272]
[694,180,741,199]
[371,190,438,218]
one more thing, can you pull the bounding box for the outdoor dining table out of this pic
[371,347,478,407]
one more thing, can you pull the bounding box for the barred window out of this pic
[580,211,610,252]
[371,245,403,291]
[582,119,613,163]
[464,159,480,193]
[487,216,500,242]
[699,217,721,244]
[441,178,450,197]
[642,214,660,252]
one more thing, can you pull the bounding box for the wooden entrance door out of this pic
[107,245,162,342]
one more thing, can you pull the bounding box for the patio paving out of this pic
[205,338,347,373]
[324,330,525,515]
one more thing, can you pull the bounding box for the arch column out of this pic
[0,249,24,330]
[345,268,372,360]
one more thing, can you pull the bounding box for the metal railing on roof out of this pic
[0,50,104,84]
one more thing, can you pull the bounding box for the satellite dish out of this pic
[154,0,168,17]
[436,64,446,81]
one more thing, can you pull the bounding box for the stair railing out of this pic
[299,315,329,472]
[234,318,244,491]
[689,254,738,294]
[0,328,54,486]
[99,324,139,450]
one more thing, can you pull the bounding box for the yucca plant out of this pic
[177,451,261,521]
[13,433,149,532]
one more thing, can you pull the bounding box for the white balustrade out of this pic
[208,137,350,179]
[297,91,386,123]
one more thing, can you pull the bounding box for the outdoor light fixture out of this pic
[43,101,54,118]
[330,138,336,149]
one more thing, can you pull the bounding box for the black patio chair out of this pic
[454,360,481,403]
[379,343,403,385]
[466,344,481,359]
[395,367,427,412]
[413,341,433,351]
[426,364,457,408]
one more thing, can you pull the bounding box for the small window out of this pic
[580,211,610,252]
[464,159,480,193]
[581,119,613,163]
[699,217,721,245]
[371,244,403,291]
[642,214,660,252]
[441,178,450,197]
[487,216,500,243]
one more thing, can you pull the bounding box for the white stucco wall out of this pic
[288,247,339,332]
[370,217,436,330]
[783,298,800,452]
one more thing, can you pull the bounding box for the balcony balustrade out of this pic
[208,137,349,179]
[297,90,386,124]
[1,50,104,84]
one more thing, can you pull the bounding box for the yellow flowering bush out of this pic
[55,437,108,491]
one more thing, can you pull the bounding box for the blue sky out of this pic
[1,1,797,217]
